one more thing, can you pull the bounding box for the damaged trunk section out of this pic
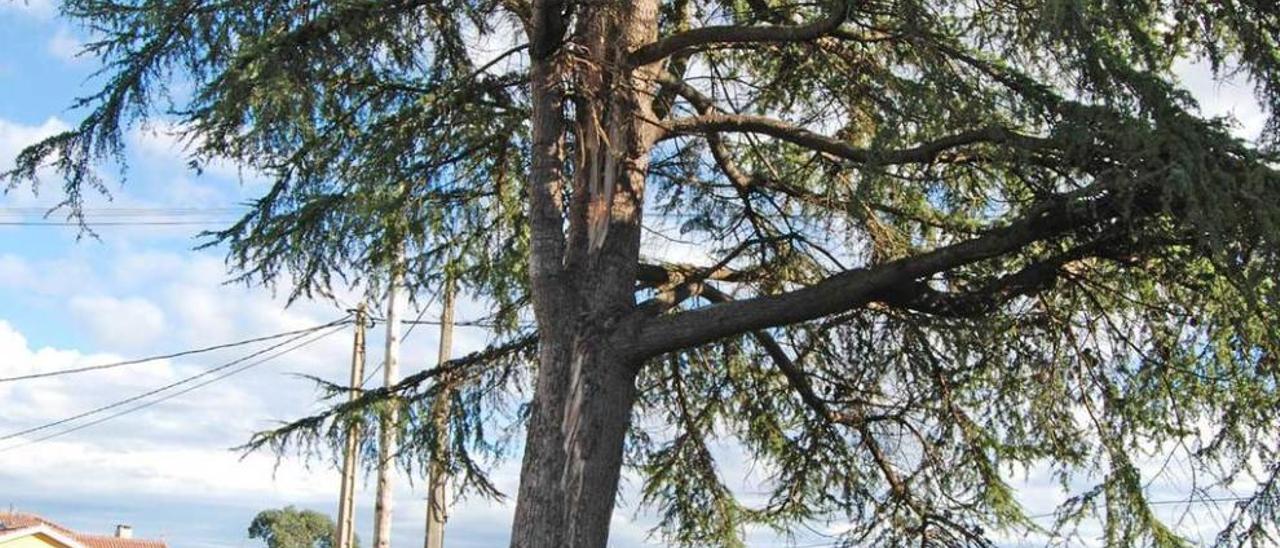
[513,1,662,547]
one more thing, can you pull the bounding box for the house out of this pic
[0,512,166,548]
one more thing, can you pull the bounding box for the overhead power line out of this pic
[0,207,246,214]
[0,317,353,383]
[0,221,233,227]
[0,322,347,453]
[0,321,345,443]
[358,294,437,388]
[0,206,244,228]
[373,316,531,329]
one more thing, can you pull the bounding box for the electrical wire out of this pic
[0,206,243,227]
[0,207,707,228]
[0,207,246,214]
[0,321,348,444]
[358,293,438,388]
[0,317,353,383]
[375,317,531,329]
[0,322,346,453]
[0,221,233,226]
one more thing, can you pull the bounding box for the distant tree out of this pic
[248,506,352,548]
[10,1,1280,547]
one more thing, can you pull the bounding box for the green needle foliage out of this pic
[8,0,1280,546]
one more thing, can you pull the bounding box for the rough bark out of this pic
[510,1,662,546]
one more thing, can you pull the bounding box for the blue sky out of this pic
[0,2,1272,547]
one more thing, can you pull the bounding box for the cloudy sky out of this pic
[0,2,1271,547]
[0,3,542,546]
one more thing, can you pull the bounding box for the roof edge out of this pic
[0,524,91,548]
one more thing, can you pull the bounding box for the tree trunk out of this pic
[511,1,661,546]
[510,341,641,548]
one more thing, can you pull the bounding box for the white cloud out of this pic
[128,121,270,194]
[0,253,33,288]
[47,27,84,64]
[69,295,168,350]
[0,314,526,546]
[0,254,96,297]
[0,116,69,172]
[0,316,331,495]
[0,320,176,422]
[107,250,189,290]
[1175,58,1268,141]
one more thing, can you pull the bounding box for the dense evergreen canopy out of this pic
[8,0,1280,546]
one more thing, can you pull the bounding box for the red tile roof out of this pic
[0,512,77,536]
[74,534,167,548]
[0,512,167,548]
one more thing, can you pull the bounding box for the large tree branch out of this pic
[635,232,1122,334]
[627,0,851,66]
[662,112,1047,165]
[624,185,1139,358]
[637,267,916,502]
[636,264,871,422]
[875,235,1140,318]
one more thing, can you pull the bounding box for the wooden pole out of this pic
[336,304,367,548]
[424,277,455,548]
[373,260,404,548]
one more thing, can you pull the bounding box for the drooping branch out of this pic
[240,333,537,455]
[698,285,844,422]
[698,293,931,521]
[638,265,923,515]
[627,0,851,66]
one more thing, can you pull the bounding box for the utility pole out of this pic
[373,259,404,548]
[424,276,455,548]
[336,304,367,548]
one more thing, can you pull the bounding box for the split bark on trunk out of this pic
[510,1,662,547]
